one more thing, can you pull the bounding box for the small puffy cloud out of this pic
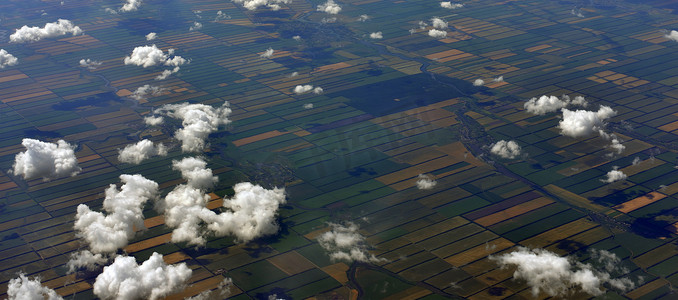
[490,140,522,159]
[233,0,290,11]
[428,29,447,39]
[431,17,447,29]
[416,174,436,190]
[123,44,188,79]
[214,11,230,21]
[665,30,678,42]
[318,222,386,263]
[152,101,231,152]
[441,2,463,9]
[0,49,19,68]
[358,14,369,22]
[172,157,218,190]
[185,278,233,300]
[558,106,616,138]
[260,47,274,58]
[189,22,203,31]
[524,95,588,115]
[67,250,108,273]
[144,115,164,126]
[74,174,159,253]
[292,35,301,41]
[317,0,341,14]
[303,103,314,109]
[601,166,626,183]
[632,156,641,166]
[600,131,625,155]
[493,75,504,82]
[289,71,299,77]
[118,139,167,164]
[293,84,323,94]
[146,32,157,40]
[321,17,337,24]
[492,247,635,297]
[93,252,192,300]
[473,79,484,86]
[120,0,142,12]
[79,58,102,70]
[572,8,584,18]
[7,273,62,300]
[10,19,83,43]
[10,138,81,181]
[131,84,165,101]
[369,32,383,39]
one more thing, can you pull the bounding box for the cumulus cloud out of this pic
[146,32,157,41]
[118,139,167,164]
[159,158,287,245]
[601,166,626,183]
[490,140,522,159]
[428,29,447,39]
[369,32,383,39]
[665,30,678,42]
[144,116,164,126]
[233,0,290,10]
[260,47,274,58]
[10,138,81,181]
[292,35,301,41]
[492,247,634,297]
[10,19,83,43]
[358,14,369,22]
[493,75,504,82]
[321,17,337,24]
[293,84,323,94]
[317,0,341,14]
[599,131,625,155]
[473,79,484,86]
[74,174,159,253]
[152,101,231,152]
[7,273,62,300]
[571,7,584,18]
[123,45,188,80]
[214,10,230,21]
[189,22,203,31]
[131,84,165,101]
[431,17,447,29]
[558,106,616,138]
[93,252,192,300]
[318,222,386,263]
[303,103,314,109]
[416,174,436,190]
[120,0,142,12]
[523,95,588,115]
[441,2,463,9]
[185,278,233,300]
[79,58,102,70]
[67,250,108,273]
[0,49,19,68]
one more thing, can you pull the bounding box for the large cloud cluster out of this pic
[151,101,231,152]
[74,174,159,253]
[93,252,192,300]
[293,84,323,94]
[318,222,386,263]
[7,273,62,300]
[0,49,19,68]
[10,138,81,181]
[558,106,616,138]
[233,0,290,11]
[490,140,522,159]
[492,247,635,297]
[159,157,287,245]
[317,0,342,14]
[123,45,188,80]
[118,139,167,164]
[523,95,588,115]
[10,19,83,43]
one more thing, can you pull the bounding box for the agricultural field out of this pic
[0,0,678,299]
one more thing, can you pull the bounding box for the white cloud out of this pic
[303,103,314,109]
[10,19,83,43]
[369,32,383,39]
[431,17,447,29]
[441,2,463,9]
[293,84,323,94]
[131,84,165,101]
[558,106,616,138]
[152,101,231,152]
[358,14,369,22]
[145,116,164,126]
[185,278,233,300]
[632,156,641,166]
[428,29,447,39]
[74,174,159,253]
[473,79,484,86]
[79,58,102,70]
[146,32,157,41]
[665,30,678,42]
[7,273,62,300]
[571,8,584,18]
[289,71,299,77]
[490,140,522,159]
[416,174,437,190]
[93,252,192,300]
[321,17,337,24]
[493,75,504,82]
[523,95,588,115]
[123,45,188,79]
[233,0,290,10]
[67,250,108,273]
[317,0,341,14]
[601,166,626,183]
[0,49,18,68]
[292,35,301,41]
[600,132,625,155]
[260,47,274,58]
[120,0,142,12]
[318,222,386,263]
[418,21,428,29]
[118,139,167,164]
[189,22,203,31]
[172,157,218,190]
[10,138,81,181]
[105,7,118,14]
[492,247,635,297]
